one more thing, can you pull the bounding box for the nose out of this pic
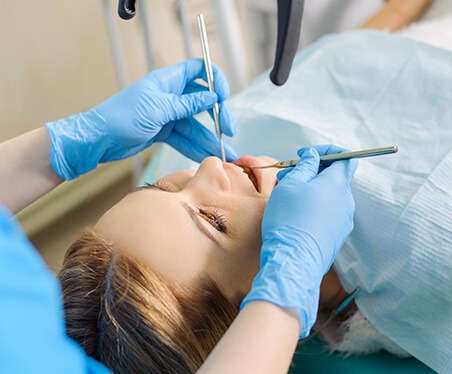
[192,157,231,192]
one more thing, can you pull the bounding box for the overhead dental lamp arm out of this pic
[117,0,304,86]
[270,0,304,86]
[118,0,136,20]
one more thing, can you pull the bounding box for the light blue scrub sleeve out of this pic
[0,206,110,373]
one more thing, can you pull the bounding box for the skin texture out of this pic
[360,0,432,31]
[0,128,63,213]
[95,155,279,301]
[95,155,347,307]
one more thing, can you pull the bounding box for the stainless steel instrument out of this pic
[249,146,398,170]
[197,14,226,162]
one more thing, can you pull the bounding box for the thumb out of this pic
[170,91,217,120]
[283,147,320,183]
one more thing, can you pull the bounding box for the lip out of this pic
[232,155,263,192]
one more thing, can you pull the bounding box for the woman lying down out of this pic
[58,28,451,374]
[61,151,346,372]
[58,147,448,373]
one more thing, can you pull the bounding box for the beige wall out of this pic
[0,0,193,142]
[2,0,235,269]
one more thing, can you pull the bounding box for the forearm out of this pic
[0,128,63,213]
[198,301,300,374]
[360,0,432,32]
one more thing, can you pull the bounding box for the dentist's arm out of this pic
[0,59,237,214]
[198,302,300,374]
[360,0,432,31]
[0,128,62,213]
[200,145,358,373]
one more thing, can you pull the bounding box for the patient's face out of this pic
[95,156,279,301]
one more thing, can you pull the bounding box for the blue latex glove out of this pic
[46,59,238,180]
[0,206,111,373]
[241,145,358,338]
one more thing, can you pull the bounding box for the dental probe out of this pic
[299,288,361,345]
[249,146,398,170]
[197,14,226,162]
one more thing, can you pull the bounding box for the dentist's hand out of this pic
[241,145,358,338]
[46,59,237,180]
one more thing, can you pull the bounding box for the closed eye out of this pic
[128,181,177,195]
[197,206,228,233]
[148,180,178,192]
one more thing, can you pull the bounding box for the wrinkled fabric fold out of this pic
[142,31,452,372]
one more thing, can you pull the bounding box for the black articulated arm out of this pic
[118,0,136,20]
[117,0,304,86]
[270,0,304,86]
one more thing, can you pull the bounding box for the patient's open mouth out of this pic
[232,156,262,192]
[244,168,259,191]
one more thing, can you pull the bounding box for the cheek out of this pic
[235,202,265,254]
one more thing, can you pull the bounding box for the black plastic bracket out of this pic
[118,0,136,20]
[270,0,304,86]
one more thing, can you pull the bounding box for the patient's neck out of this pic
[319,269,349,312]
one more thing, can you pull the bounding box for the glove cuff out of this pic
[240,245,323,339]
[45,111,108,180]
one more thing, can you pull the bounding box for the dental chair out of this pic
[290,338,434,373]
[141,26,452,372]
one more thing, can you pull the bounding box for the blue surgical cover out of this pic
[143,31,452,373]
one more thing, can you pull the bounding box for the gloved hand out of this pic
[241,144,358,338]
[46,59,238,180]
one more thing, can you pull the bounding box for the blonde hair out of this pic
[58,229,241,373]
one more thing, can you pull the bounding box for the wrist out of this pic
[242,254,322,338]
[45,111,107,180]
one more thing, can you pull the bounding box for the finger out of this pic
[164,132,206,163]
[177,58,206,85]
[155,59,210,95]
[298,144,349,157]
[170,91,217,120]
[165,118,238,162]
[320,158,359,185]
[276,168,292,180]
[299,144,352,174]
[202,101,238,137]
[180,59,231,101]
[183,81,209,96]
[211,62,231,101]
[283,147,320,183]
[218,102,238,136]
[336,159,358,183]
[166,130,238,162]
[223,141,238,161]
[183,73,230,105]
[183,75,237,136]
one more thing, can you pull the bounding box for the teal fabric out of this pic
[290,338,434,373]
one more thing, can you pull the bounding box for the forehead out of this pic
[95,189,216,285]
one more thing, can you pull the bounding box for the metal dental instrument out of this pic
[197,14,226,162]
[249,146,398,170]
[298,288,361,345]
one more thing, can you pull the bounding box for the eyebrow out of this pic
[128,184,161,195]
[128,184,225,250]
[182,202,225,250]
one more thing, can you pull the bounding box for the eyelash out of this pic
[197,206,228,234]
[145,182,228,234]
[146,180,177,192]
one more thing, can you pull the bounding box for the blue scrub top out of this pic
[0,206,110,373]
